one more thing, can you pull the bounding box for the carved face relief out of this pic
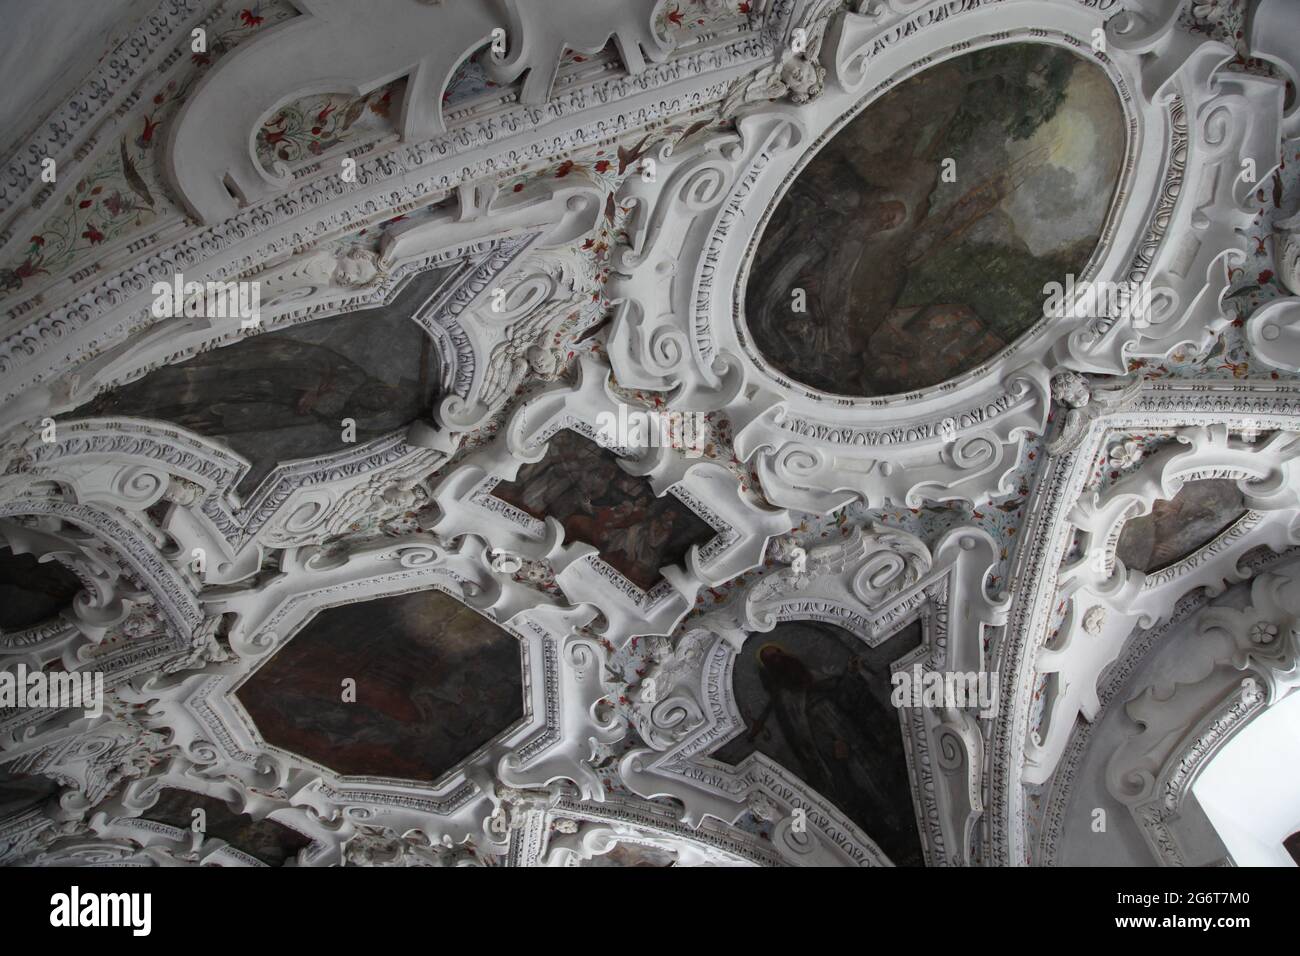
[333,248,382,287]
[1050,370,1092,409]
[744,43,1125,397]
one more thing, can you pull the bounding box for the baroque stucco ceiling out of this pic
[1,0,1300,871]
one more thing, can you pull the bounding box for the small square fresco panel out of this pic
[491,429,715,592]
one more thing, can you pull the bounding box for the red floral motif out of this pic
[137,115,160,148]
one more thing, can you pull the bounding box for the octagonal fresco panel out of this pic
[236,588,523,783]
[744,43,1125,398]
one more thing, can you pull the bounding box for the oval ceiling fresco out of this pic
[743,43,1126,398]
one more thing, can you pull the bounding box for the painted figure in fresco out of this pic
[1114,479,1247,573]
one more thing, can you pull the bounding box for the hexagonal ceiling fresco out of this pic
[236,588,524,783]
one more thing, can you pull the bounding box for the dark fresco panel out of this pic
[143,788,313,866]
[0,766,59,820]
[1115,478,1248,574]
[713,619,925,866]
[67,267,452,497]
[491,429,714,592]
[745,44,1125,397]
[0,548,83,632]
[578,842,678,867]
[236,588,524,783]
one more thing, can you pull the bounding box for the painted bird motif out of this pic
[616,134,653,176]
[119,137,155,209]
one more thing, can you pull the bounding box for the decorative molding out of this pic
[990,381,1300,865]
[1025,423,1300,786]
[617,522,1007,866]
[430,353,791,646]
[1104,569,1300,864]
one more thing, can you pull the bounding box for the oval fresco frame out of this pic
[733,32,1139,405]
[608,0,1276,513]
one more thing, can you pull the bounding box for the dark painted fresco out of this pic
[68,268,451,497]
[236,588,523,783]
[714,619,925,866]
[144,788,312,866]
[0,766,58,819]
[580,842,677,867]
[745,44,1125,397]
[1115,479,1248,573]
[491,429,714,592]
[1285,831,1300,866]
[0,548,82,631]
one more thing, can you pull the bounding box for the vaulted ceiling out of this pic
[2,0,1300,869]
